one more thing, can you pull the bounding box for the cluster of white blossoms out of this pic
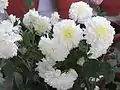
[38,19,83,61]
[36,57,78,90]
[36,1,115,90]
[0,1,115,90]
[37,19,83,89]
[23,9,51,35]
[0,16,21,59]
[0,0,8,13]
[69,1,115,58]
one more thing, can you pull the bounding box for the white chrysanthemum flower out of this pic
[34,16,51,35]
[69,1,93,23]
[50,12,60,25]
[44,69,78,90]
[53,19,83,50]
[94,86,100,90]
[23,9,51,35]
[35,57,56,78]
[38,37,70,61]
[0,0,8,13]
[0,20,22,42]
[0,40,18,59]
[0,33,20,59]
[85,16,115,58]
[0,20,21,59]
[23,9,40,28]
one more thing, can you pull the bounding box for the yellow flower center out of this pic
[96,26,108,38]
[37,23,46,30]
[78,5,87,13]
[63,27,75,40]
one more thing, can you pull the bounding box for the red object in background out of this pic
[99,78,106,90]
[56,0,87,19]
[102,34,120,90]
[7,0,38,18]
[116,72,120,80]
[114,34,120,43]
[101,0,120,16]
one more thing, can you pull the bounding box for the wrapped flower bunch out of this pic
[0,0,116,90]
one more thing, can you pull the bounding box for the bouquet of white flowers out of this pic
[0,0,116,90]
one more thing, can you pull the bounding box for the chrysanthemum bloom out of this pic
[0,20,21,42]
[35,57,56,78]
[36,57,78,90]
[44,69,78,90]
[85,16,115,58]
[23,9,51,35]
[23,9,39,27]
[69,1,93,23]
[50,12,60,25]
[0,0,8,13]
[0,20,21,59]
[53,19,83,50]
[38,37,70,61]
[34,16,51,35]
[0,40,18,59]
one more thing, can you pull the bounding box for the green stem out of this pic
[85,78,91,90]
[18,55,32,72]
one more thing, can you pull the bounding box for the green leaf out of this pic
[100,61,112,75]
[100,61,115,83]
[2,62,18,90]
[0,85,4,90]
[83,59,100,77]
[3,61,17,78]
[105,70,115,84]
[98,12,106,17]
[22,30,31,47]
[24,0,34,8]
